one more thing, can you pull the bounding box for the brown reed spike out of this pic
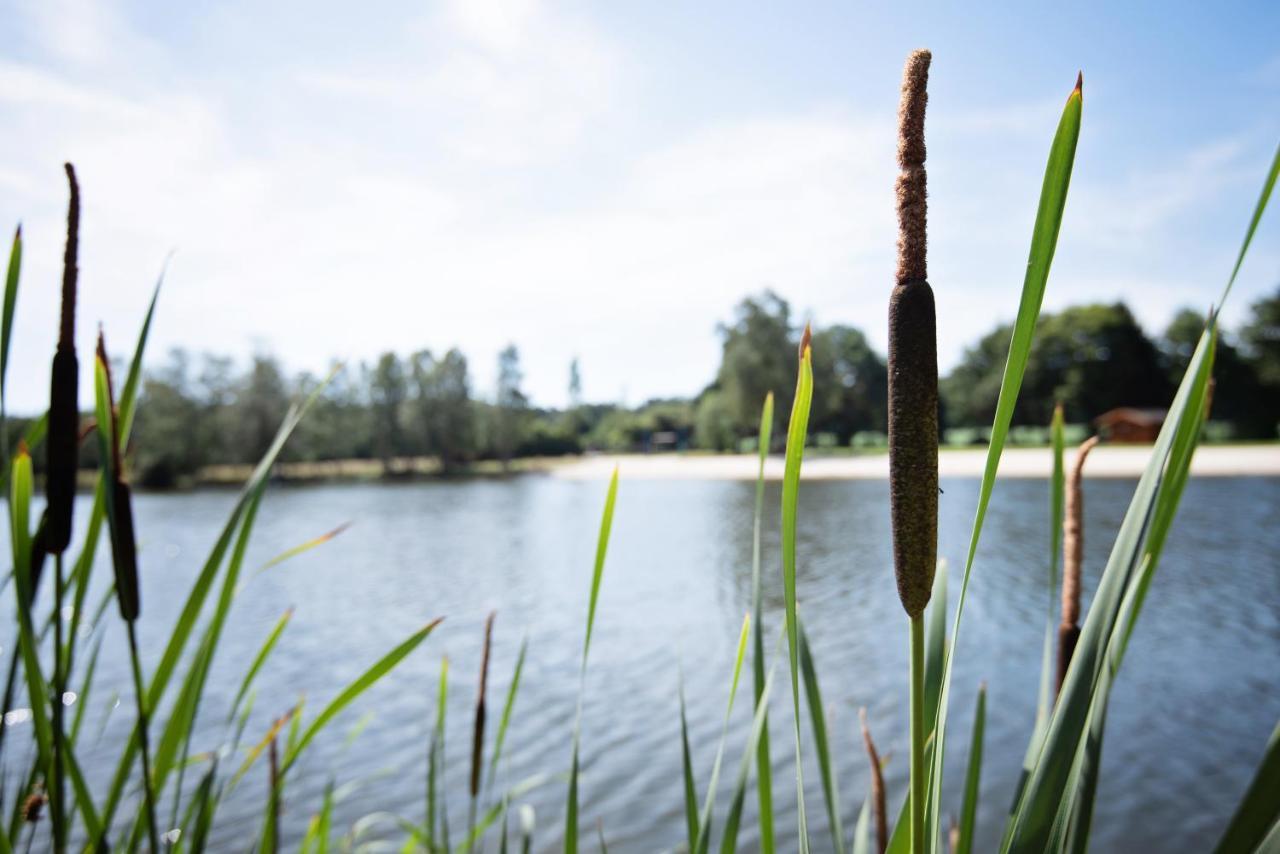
[45,164,81,554]
[1056,434,1099,696]
[860,708,888,854]
[470,611,496,799]
[888,49,939,619]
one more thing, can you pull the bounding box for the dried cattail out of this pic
[268,726,281,854]
[46,164,81,554]
[98,332,141,622]
[859,708,888,854]
[1056,434,1099,696]
[888,49,939,619]
[22,790,45,823]
[470,611,496,799]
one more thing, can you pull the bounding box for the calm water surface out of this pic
[4,473,1279,852]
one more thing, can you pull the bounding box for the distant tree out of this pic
[715,291,795,443]
[1241,285,1280,388]
[809,324,888,442]
[568,357,583,408]
[369,352,408,467]
[133,349,201,487]
[1162,308,1277,438]
[494,344,527,466]
[694,389,736,451]
[943,303,1170,427]
[233,354,290,463]
[291,362,371,462]
[411,348,475,471]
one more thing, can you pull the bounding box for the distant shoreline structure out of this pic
[550,444,1280,481]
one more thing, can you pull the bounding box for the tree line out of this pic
[17,286,1276,487]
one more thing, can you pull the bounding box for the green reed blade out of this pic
[955,685,985,854]
[1219,142,1279,306]
[751,391,776,854]
[851,798,870,854]
[7,450,52,780]
[487,638,528,793]
[782,336,814,854]
[228,608,294,724]
[1213,719,1280,854]
[283,618,442,775]
[924,562,948,737]
[718,663,777,854]
[680,678,700,850]
[694,613,751,854]
[1004,310,1216,851]
[565,466,619,854]
[58,728,102,842]
[0,226,20,419]
[927,75,1082,847]
[798,623,844,854]
[1029,406,1065,750]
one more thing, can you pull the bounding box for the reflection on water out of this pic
[3,474,1278,851]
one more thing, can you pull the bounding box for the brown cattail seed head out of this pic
[860,708,888,854]
[46,164,82,554]
[23,791,45,823]
[896,50,930,285]
[470,611,496,799]
[1056,434,1099,696]
[888,50,938,619]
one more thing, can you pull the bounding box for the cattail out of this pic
[888,49,938,619]
[22,790,45,823]
[97,332,141,622]
[470,611,495,799]
[46,164,81,554]
[860,708,888,854]
[1056,435,1099,695]
[268,725,281,854]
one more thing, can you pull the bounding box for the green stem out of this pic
[52,552,66,854]
[126,622,161,854]
[909,614,926,854]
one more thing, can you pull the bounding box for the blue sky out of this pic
[1,0,1277,412]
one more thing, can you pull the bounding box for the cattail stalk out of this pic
[467,611,495,852]
[860,709,888,854]
[1056,435,1099,697]
[96,332,160,852]
[888,48,936,854]
[46,165,80,555]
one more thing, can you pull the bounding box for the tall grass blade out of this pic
[955,685,985,854]
[751,391,775,854]
[488,638,528,791]
[228,608,294,723]
[565,466,619,854]
[926,74,1082,846]
[428,656,450,850]
[693,613,751,854]
[283,618,442,774]
[0,225,20,473]
[781,328,814,854]
[680,678,700,850]
[717,664,777,854]
[798,623,845,854]
[1213,720,1280,854]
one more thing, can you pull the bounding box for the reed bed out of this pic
[1,55,1278,854]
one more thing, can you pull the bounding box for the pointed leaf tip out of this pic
[799,324,813,359]
[1074,71,1083,95]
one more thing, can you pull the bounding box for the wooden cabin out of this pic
[1093,408,1167,443]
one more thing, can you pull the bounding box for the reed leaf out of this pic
[1213,719,1280,854]
[955,685,985,854]
[751,391,775,854]
[693,613,751,854]
[798,623,844,854]
[0,225,20,427]
[565,466,619,854]
[680,678,699,850]
[283,618,443,775]
[781,327,814,854]
[428,655,450,851]
[717,664,777,854]
[926,74,1082,847]
[229,608,295,723]
[487,638,528,792]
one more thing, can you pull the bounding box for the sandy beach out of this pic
[550,444,1280,481]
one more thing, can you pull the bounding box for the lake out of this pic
[4,473,1279,851]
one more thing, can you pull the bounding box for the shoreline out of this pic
[549,444,1280,481]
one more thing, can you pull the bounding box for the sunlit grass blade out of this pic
[717,663,777,854]
[256,521,352,574]
[487,638,528,792]
[781,328,814,854]
[0,225,21,474]
[565,466,619,854]
[680,678,700,850]
[1218,141,1279,306]
[797,623,844,854]
[751,391,776,854]
[282,617,442,775]
[228,608,294,723]
[1213,719,1280,853]
[927,74,1082,846]
[693,613,751,854]
[923,562,947,737]
[1004,315,1216,851]
[1037,406,1065,727]
[429,656,450,849]
[955,685,985,854]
